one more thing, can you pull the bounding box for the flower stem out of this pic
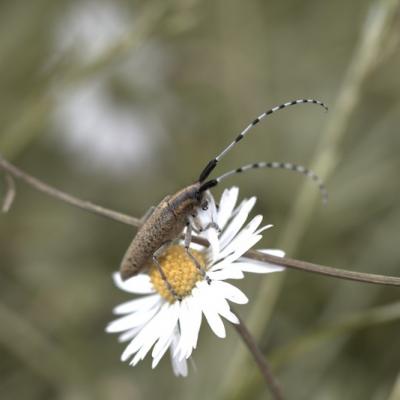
[231,310,283,400]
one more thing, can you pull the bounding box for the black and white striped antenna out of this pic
[198,98,327,183]
[199,161,328,204]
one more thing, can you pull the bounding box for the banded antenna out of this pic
[199,161,328,204]
[198,98,327,183]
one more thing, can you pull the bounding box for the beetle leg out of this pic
[153,241,182,302]
[152,255,182,302]
[185,222,211,285]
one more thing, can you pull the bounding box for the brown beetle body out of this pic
[120,183,202,280]
[119,99,328,284]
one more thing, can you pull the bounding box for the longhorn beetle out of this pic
[120,99,328,299]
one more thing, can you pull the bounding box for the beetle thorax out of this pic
[168,182,203,223]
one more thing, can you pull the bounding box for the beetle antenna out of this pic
[199,161,328,204]
[198,99,327,183]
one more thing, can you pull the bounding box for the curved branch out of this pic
[231,310,284,400]
[0,155,140,226]
[1,154,400,287]
[246,249,400,287]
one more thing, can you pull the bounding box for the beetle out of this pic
[120,98,328,299]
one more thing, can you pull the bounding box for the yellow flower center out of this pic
[149,245,206,303]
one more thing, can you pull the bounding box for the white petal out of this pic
[207,285,239,324]
[259,249,285,258]
[185,294,203,353]
[234,261,285,274]
[175,292,203,360]
[236,247,286,273]
[196,282,226,338]
[217,187,239,230]
[171,354,188,377]
[106,303,161,333]
[151,303,180,365]
[175,297,199,360]
[208,268,244,280]
[113,294,160,315]
[118,326,142,343]
[202,302,226,338]
[255,224,273,235]
[205,228,220,262]
[211,280,248,304]
[206,191,218,222]
[230,235,263,261]
[211,234,262,271]
[219,197,257,249]
[121,303,170,362]
[216,215,263,261]
[152,335,174,369]
[113,272,155,294]
[174,301,191,360]
[217,307,239,324]
[171,335,188,377]
[189,242,205,252]
[129,305,175,366]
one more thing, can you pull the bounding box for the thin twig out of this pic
[0,155,140,226]
[1,154,400,287]
[246,249,400,287]
[194,236,400,287]
[231,310,283,400]
[1,173,16,213]
[228,301,400,400]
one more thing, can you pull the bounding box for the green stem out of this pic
[230,301,400,399]
[232,311,284,400]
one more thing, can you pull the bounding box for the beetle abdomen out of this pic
[119,200,184,280]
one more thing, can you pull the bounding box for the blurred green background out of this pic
[1,0,400,399]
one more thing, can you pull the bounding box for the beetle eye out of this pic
[201,201,209,211]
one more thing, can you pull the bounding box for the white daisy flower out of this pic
[106,187,284,376]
